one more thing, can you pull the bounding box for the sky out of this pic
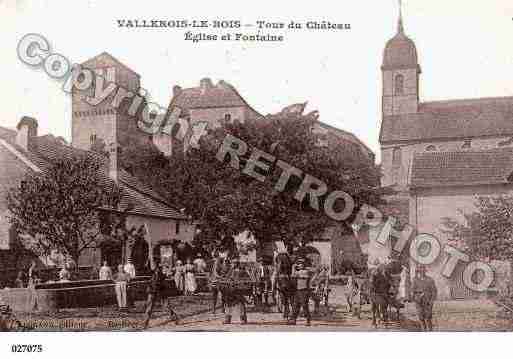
[2,0,513,162]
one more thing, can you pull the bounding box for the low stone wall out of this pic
[0,277,178,313]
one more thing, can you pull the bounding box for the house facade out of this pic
[379,10,513,298]
[0,116,194,286]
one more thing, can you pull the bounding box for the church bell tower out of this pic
[381,2,421,116]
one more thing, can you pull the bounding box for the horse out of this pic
[273,252,296,320]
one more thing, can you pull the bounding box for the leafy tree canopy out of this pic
[7,156,121,265]
[124,109,384,251]
[443,195,513,261]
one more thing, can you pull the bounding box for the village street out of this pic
[143,286,513,332]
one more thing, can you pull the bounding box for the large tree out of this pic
[443,195,513,261]
[125,107,383,253]
[7,156,121,266]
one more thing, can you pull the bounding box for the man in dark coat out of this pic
[144,263,179,329]
[211,254,230,314]
[289,257,312,326]
[222,259,248,324]
[371,264,391,325]
[255,257,271,311]
[412,265,437,331]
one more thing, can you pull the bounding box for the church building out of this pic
[379,7,513,299]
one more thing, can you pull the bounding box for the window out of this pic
[176,221,180,235]
[392,147,402,167]
[224,113,231,122]
[395,74,404,95]
[426,145,436,152]
[90,134,97,144]
[499,137,513,147]
[462,139,471,149]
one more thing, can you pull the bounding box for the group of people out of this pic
[346,263,437,331]
[210,253,324,326]
[97,260,137,311]
[13,260,73,289]
[170,254,207,295]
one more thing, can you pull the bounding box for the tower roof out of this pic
[382,3,419,71]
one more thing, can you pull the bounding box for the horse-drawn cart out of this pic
[215,265,259,306]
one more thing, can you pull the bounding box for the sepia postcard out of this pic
[1,0,513,357]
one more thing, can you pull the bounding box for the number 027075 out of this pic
[11,344,43,353]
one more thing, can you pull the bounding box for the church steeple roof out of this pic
[397,0,404,34]
[382,1,420,71]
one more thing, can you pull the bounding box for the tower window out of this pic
[395,74,404,95]
[90,134,97,144]
[224,113,231,122]
[462,139,471,149]
[392,147,402,167]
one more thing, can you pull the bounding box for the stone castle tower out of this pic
[71,52,148,152]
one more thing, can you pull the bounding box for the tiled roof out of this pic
[0,126,16,142]
[382,31,419,70]
[410,148,513,188]
[81,52,140,77]
[2,133,186,220]
[170,80,249,110]
[380,97,513,143]
[315,121,374,156]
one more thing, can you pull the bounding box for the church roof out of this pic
[382,32,419,70]
[382,9,419,71]
[380,96,513,143]
[410,147,513,188]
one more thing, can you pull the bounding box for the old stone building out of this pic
[72,52,151,152]
[379,10,513,298]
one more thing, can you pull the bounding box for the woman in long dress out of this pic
[184,258,197,295]
[346,269,355,312]
[397,265,409,302]
[174,260,185,294]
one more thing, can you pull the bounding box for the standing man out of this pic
[114,265,130,311]
[371,264,391,325]
[289,257,312,326]
[193,253,207,273]
[144,263,179,329]
[211,254,229,314]
[99,261,113,280]
[412,265,437,331]
[124,259,136,279]
[222,259,248,325]
[255,257,270,311]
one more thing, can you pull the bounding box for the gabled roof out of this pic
[314,121,374,157]
[171,80,246,110]
[380,96,513,144]
[0,125,16,142]
[410,148,513,188]
[81,52,140,77]
[1,133,186,220]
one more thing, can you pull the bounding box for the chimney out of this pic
[200,77,213,94]
[16,116,38,151]
[108,142,118,183]
[172,85,182,98]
